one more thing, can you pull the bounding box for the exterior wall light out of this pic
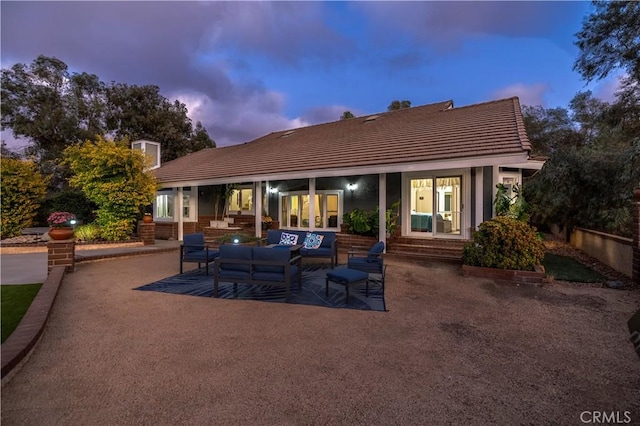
[269,187,278,194]
[347,183,358,192]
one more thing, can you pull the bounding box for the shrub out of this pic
[74,223,101,241]
[462,216,545,271]
[0,158,48,238]
[36,190,97,226]
[63,136,157,241]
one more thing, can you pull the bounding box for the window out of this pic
[155,189,196,221]
[156,193,173,219]
[132,140,160,169]
[228,187,253,213]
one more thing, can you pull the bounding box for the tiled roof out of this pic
[155,97,531,184]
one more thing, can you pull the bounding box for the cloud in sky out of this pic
[492,83,550,108]
[1,1,599,148]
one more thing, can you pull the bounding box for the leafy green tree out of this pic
[106,83,214,162]
[1,56,107,163]
[526,142,640,237]
[190,121,216,152]
[1,142,21,160]
[0,158,48,238]
[36,189,98,226]
[521,105,582,155]
[63,136,157,241]
[574,1,640,84]
[387,100,411,111]
[2,55,215,177]
[340,111,355,120]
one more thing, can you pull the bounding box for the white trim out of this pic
[379,173,386,247]
[309,178,316,231]
[156,152,530,189]
[177,187,184,241]
[254,181,262,237]
[474,167,483,230]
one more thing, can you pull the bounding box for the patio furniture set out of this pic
[179,230,385,304]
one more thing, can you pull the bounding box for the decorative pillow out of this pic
[279,232,299,246]
[303,232,324,249]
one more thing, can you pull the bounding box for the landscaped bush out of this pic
[462,216,545,271]
[342,201,399,237]
[0,158,48,238]
[63,136,157,241]
[74,223,102,242]
[36,189,97,226]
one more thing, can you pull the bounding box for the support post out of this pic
[139,222,156,245]
[47,239,75,273]
[379,173,387,248]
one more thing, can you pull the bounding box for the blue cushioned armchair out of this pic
[347,241,386,298]
[180,233,219,275]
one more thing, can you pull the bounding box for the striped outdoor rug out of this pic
[134,264,386,312]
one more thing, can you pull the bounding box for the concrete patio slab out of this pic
[1,252,639,424]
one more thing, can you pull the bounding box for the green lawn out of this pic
[542,253,607,283]
[1,283,42,343]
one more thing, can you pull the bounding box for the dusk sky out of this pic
[1,1,622,149]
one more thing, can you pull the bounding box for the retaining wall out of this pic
[570,227,633,278]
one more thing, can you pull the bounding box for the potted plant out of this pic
[262,215,273,230]
[47,211,77,240]
[211,184,238,228]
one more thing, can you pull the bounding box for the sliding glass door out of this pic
[409,175,461,236]
[280,192,340,229]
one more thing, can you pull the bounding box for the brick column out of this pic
[139,222,156,246]
[633,187,640,284]
[47,240,75,273]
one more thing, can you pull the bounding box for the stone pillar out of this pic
[633,187,640,284]
[47,240,75,273]
[139,222,156,246]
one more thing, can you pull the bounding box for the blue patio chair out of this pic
[347,241,386,305]
[180,233,219,275]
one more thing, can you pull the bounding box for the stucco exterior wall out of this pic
[570,227,633,278]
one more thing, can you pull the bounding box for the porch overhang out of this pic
[156,152,530,189]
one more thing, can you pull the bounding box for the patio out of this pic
[2,251,639,424]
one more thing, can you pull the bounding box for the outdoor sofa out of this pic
[264,229,338,268]
[213,244,302,302]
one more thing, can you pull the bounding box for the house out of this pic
[149,97,543,257]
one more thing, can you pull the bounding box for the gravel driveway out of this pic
[2,252,639,425]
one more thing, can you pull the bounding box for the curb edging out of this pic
[1,266,65,382]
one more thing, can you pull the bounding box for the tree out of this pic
[340,111,355,120]
[526,141,640,238]
[190,121,216,152]
[574,1,640,84]
[521,105,582,155]
[2,55,215,174]
[63,136,157,241]
[0,158,48,238]
[1,142,21,159]
[387,100,411,111]
[1,55,78,161]
[106,83,214,162]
